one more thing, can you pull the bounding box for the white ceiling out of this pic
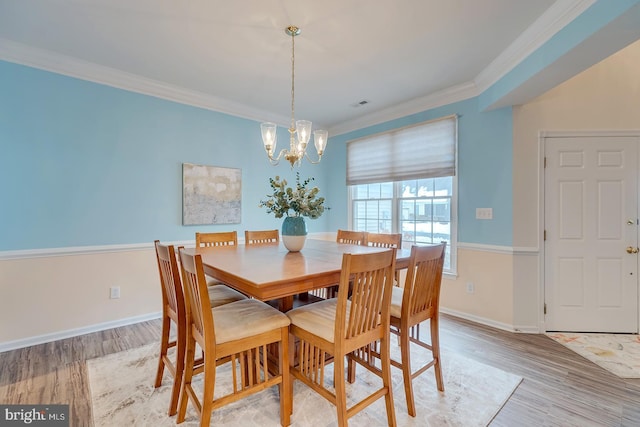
[0,0,598,135]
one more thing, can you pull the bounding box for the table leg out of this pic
[278,295,294,312]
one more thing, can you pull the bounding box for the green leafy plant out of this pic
[259,173,325,219]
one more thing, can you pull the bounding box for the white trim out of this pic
[330,82,479,136]
[0,232,333,260]
[512,324,542,334]
[540,130,640,138]
[457,242,539,255]
[440,307,517,333]
[1,239,537,260]
[0,1,588,139]
[0,241,192,260]
[474,0,596,93]
[0,312,161,353]
[0,38,290,128]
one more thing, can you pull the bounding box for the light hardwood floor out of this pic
[1,315,639,426]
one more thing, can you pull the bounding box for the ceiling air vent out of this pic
[351,100,370,108]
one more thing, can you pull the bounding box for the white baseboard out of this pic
[441,307,522,333]
[0,312,162,353]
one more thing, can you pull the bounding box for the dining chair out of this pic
[195,231,238,286]
[177,248,291,427]
[309,229,368,300]
[287,249,397,427]
[364,232,403,283]
[390,242,446,416]
[153,241,247,416]
[245,229,279,245]
[350,242,447,417]
[336,229,366,245]
[195,231,238,247]
[364,232,402,249]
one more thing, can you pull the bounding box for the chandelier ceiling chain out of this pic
[260,26,328,168]
[289,26,296,136]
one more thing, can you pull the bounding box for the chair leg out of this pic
[399,326,416,417]
[431,317,445,392]
[346,353,356,384]
[168,318,186,416]
[177,335,197,424]
[154,314,170,388]
[279,328,292,426]
[200,360,215,427]
[334,354,348,427]
[380,335,397,427]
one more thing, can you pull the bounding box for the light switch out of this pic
[476,208,493,220]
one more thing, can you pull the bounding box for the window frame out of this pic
[348,177,457,276]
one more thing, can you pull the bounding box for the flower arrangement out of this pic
[259,173,325,219]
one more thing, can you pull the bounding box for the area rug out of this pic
[88,343,522,426]
[547,332,640,378]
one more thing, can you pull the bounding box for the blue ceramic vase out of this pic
[282,216,307,251]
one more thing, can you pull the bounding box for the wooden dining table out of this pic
[184,238,411,311]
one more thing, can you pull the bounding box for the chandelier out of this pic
[260,26,328,167]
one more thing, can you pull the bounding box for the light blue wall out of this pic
[324,99,513,247]
[4,0,636,252]
[0,61,514,251]
[0,61,330,251]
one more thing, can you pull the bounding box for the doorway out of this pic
[544,133,639,333]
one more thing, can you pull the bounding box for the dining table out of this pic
[184,238,411,312]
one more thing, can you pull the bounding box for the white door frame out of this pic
[538,130,640,333]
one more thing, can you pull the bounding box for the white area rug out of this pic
[547,332,640,378]
[88,343,521,426]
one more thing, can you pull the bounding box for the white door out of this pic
[544,135,639,333]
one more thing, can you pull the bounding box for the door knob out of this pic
[626,246,639,254]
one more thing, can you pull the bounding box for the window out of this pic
[347,116,457,273]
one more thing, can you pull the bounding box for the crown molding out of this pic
[329,81,480,136]
[0,1,591,137]
[330,0,595,136]
[0,38,291,127]
[474,0,597,92]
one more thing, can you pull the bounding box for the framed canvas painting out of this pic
[182,163,241,225]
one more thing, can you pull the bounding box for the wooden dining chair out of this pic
[364,232,402,249]
[364,232,403,283]
[177,248,291,427]
[153,241,247,416]
[287,249,397,427]
[245,229,279,245]
[349,242,446,417]
[390,242,446,416]
[336,229,366,245]
[195,231,238,247]
[195,231,238,286]
[309,229,368,300]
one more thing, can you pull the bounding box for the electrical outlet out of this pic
[475,208,493,220]
[110,286,121,299]
[466,282,475,294]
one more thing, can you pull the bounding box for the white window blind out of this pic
[346,115,457,186]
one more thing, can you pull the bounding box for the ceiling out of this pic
[0,0,600,135]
